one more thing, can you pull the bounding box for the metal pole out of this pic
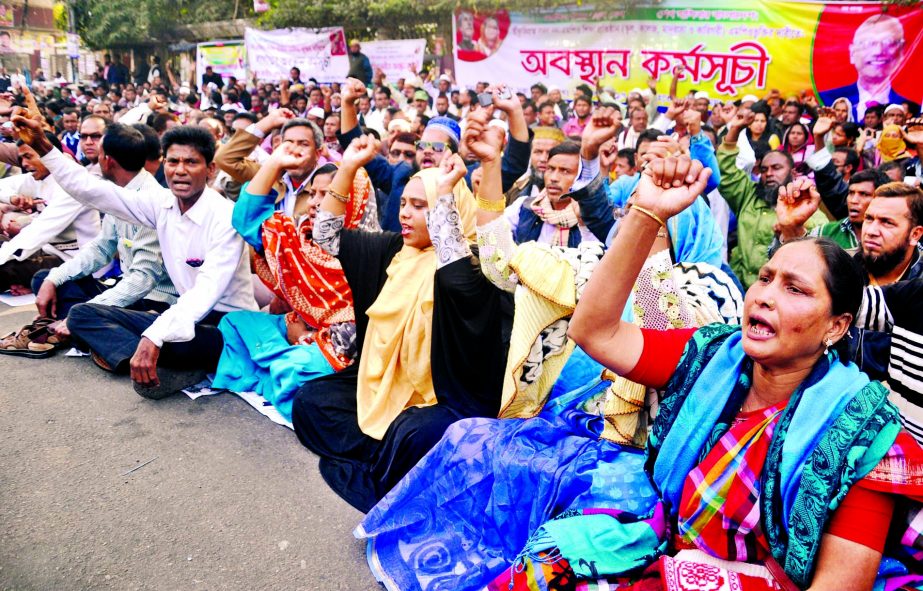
[66,0,78,83]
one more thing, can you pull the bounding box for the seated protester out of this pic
[354,139,746,591]
[338,78,530,232]
[503,126,563,203]
[606,120,727,271]
[0,125,178,357]
[14,117,257,399]
[504,108,620,247]
[211,154,377,423]
[491,160,923,590]
[772,170,886,256]
[719,107,828,287]
[291,136,512,513]
[867,124,913,171]
[0,135,101,292]
[214,108,322,218]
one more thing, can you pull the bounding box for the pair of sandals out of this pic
[0,317,68,359]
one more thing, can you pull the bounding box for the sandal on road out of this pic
[0,318,58,359]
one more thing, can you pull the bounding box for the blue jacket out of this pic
[514,172,614,247]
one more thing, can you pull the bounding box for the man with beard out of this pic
[860,182,923,284]
[772,169,887,257]
[720,107,829,286]
[214,108,322,219]
[339,78,529,231]
[504,126,564,202]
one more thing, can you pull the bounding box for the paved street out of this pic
[0,306,381,591]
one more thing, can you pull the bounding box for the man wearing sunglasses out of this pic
[339,78,531,232]
[77,115,107,177]
[386,132,417,166]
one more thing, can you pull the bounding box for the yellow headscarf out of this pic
[356,167,477,440]
[879,124,909,163]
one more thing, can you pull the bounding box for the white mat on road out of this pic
[183,378,294,430]
[0,292,36,307]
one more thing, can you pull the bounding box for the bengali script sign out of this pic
[245,27,349,84]
[453,1,923,104]
[363,39,426,83]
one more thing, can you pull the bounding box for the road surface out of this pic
[0,306,382,591]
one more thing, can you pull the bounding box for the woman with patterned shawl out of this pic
[290,135,513,513]
[210,145,373,423]
[488,152,923,590]
[353,112,745,591]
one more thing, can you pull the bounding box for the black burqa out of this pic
[291,229,513,512]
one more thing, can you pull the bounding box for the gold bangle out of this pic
[628,204,665,227]
[328,189,349,204]
[476,195,506,213]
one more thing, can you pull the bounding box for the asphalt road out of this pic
[0,306,381,591]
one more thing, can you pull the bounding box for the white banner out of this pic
[362,39,426,83]
[245,27,350,84]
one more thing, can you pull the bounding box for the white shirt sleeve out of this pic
[736,133,756,176]
[40,148,160,228]
[117,104,153,125]
[140,221,246,346]
[0,184,89,265]
[0,173,29,204]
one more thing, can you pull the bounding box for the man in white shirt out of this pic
[32,124,178,322]
[0,134,101,291]
[15,116,257,399]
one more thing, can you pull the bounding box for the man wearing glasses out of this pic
[338,77,530,232]
[819,14,919,121]
[77,115,107,176]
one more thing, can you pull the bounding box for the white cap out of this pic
[220,103,243,113]
[178,86,190,95]
[741,94,758,104]
[884,103,904,114]
[388,118,412,133]
[307,106,326,119]
[694,91,710,100]
[438,74,452,83]
[488,118,509,134]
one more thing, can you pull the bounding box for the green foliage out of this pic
[71,0,254,49]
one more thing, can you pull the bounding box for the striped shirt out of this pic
[859,282,923,443]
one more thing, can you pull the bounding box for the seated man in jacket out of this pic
[214,108,322,219]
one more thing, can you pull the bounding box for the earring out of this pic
[824,339,833,355]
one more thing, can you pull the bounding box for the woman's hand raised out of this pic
[634,154,711,221]
[341,134,381,170]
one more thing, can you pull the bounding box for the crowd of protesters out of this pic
[1,38,923,590]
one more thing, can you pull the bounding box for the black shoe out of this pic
[134,368,208,400]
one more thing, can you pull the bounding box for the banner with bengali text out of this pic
[196,41,246,91]
[363,39,426,84]
[245,27,349,84]
[453,1,923,107]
